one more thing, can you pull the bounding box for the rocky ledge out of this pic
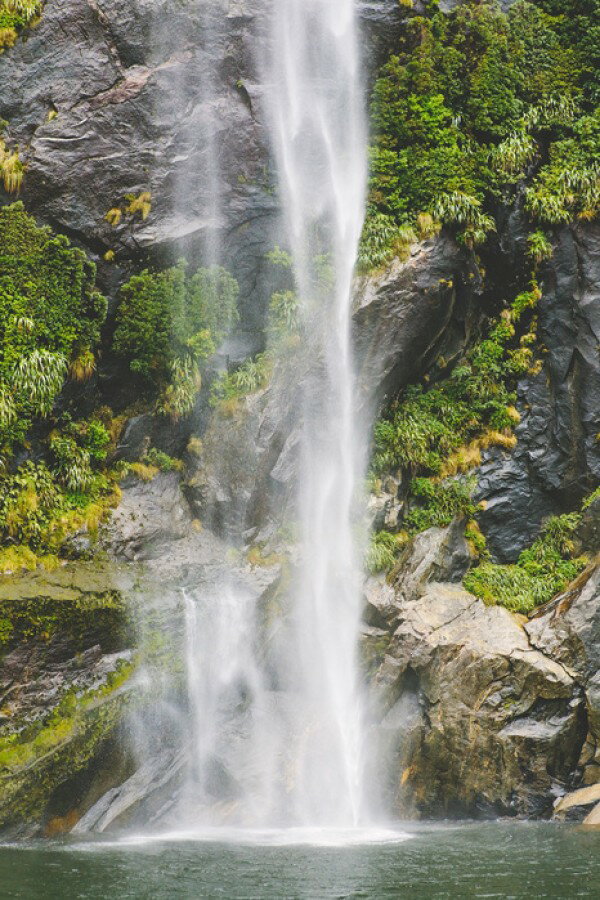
[364,523,599,820]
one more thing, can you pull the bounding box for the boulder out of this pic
[369,580,585,817]
[103,471,193,560]
[526,563,600,793]
[553,783,600,821]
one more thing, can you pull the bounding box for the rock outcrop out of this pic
[476,223,600,561]
[0,563,137,835]
[364,526,592,818]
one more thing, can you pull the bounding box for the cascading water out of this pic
[80,0,373,838]
[177,0,369,832]
[264,0,368,826]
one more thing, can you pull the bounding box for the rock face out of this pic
[476,223,600,561]
[527,564,600,792]
[103,471,193,560]
[365,526,589,818]
[0,564,136,835]
[0,0,402,338]
[1,0,277,334]
[353,237,481,406]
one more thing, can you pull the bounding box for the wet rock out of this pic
[103,471,193,560]
[0,562,136,834]
[526,563,600,791]
[368,578,585,817]
[584,802,600,826]
[353,237,481,407]
[476,224,600,561]
[392,519,475,605]
[578,498,600,555]
[553,783,600,820]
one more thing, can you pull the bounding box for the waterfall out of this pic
[264,0,368,825]
[178,0,368,832]
[80,0,372,839]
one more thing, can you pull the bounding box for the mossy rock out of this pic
[0,660,136,831]
[0,560,136,656]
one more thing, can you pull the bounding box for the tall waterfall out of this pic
[177,0,369,832]
[83,0,372,839]
[265,0,368,825]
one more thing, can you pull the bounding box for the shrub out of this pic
[113,262,238,391]
[0,203,106,454]
[464,513,587,613]
[365,531,406,575]
[405,477,477,534]
[366,0,596,242]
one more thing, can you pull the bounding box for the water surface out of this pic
[1,822,598,898]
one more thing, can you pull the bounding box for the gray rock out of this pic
[477,224,600,561]
[392,519,475,605]
[103,471,193,560]
[353,237,481,407]
[368,580,585,817]
[526,563,600,791]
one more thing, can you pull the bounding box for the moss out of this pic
[0,659,135,829]
[246,545,282,569]
[0,562,133,654]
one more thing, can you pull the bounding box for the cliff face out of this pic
[0,0,598,834]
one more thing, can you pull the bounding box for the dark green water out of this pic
[0,822,598,899]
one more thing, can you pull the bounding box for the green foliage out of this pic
[0,203,106,454]
[142,448,183,473]
[582,486,600,511]
[269,290,300,340]
[365,530,406,575]
[405,477,477,534]
[0,462,62,548]
[357,212,417,272]
[464,513,587,613]
[371,288,536,478]
[113,262,239,405]
[366,0,599,243]
[50,435,93,493]
[526,229,553,263]
[0,0,42,51]
[211,354,272,406]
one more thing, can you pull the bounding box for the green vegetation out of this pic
[0,204,117,567]
[366,530,408,575]
[404,477,477,535]
[464,513,587,613]
[210,353,272,408]
[113,261,239,419]
[0,203,106,454]
[372,288,537,479]
[368,285,540,573]
[364,0,599,262]
[0,0,42,51]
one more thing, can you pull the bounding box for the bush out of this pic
[113,262,239,400]
[0,203,106,454]
[464,513,587,613]
[366,0,597,241]
[365,531,406,575]
[405,477,477,534]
